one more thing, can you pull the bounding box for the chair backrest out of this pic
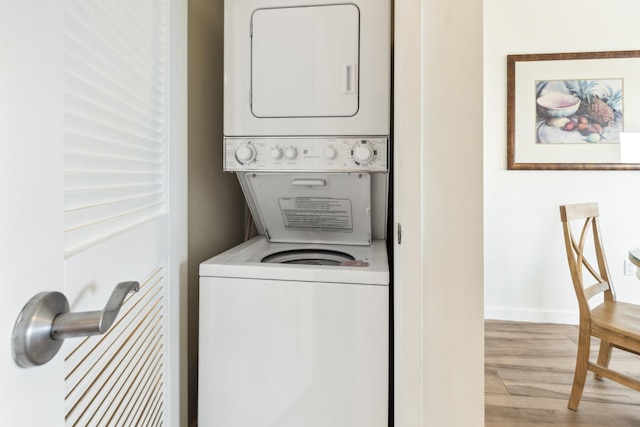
[559,203,615,320]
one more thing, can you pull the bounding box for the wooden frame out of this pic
[507,50,640,170]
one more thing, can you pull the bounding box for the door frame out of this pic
[167,0,189,425]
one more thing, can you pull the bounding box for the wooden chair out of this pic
[559,202,640,410]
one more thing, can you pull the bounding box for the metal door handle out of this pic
[11,281,139,368]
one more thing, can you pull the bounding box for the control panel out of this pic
[224,137,388,172]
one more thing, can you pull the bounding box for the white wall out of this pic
[484,0,640,324]
[188,0,246,424]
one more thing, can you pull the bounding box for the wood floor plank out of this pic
[486,393,640,426]
[486,367,508,395]
[486,320,640,426]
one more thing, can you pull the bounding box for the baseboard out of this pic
[484,307,578,325]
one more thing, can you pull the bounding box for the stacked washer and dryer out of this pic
[198,1,391,426]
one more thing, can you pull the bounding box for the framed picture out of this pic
[507,50,640,170]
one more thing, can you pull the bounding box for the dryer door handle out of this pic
[344,63,357,95]
[291,179,326,187]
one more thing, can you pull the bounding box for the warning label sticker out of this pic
[278,197,353,232]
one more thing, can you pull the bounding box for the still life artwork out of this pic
[536,79,623,145]
[508,50,640,170]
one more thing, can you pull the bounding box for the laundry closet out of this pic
[198,1,392,426]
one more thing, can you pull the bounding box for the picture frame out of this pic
[507,50,640,170]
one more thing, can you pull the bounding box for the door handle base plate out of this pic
[12,291,69,368]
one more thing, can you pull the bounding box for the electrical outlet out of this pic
[624,259,637,276]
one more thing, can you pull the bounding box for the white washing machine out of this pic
[199,237,389,427]
[199,140,390,426]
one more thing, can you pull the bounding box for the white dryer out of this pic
[224,0,391,137]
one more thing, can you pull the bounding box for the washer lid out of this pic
[242,172,372,245]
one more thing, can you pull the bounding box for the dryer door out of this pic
[251,4,359,118]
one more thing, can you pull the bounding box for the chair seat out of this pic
[592,301,640,349]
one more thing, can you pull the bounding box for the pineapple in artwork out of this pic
[588,97,614,126]
[590,84,622,127]
[567,80,622,127]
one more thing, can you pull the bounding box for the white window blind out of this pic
[64,0,167,257]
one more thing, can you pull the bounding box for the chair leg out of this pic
[594,340,612,381]
[568,328,591,411]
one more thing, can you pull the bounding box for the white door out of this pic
[0,1,185,426]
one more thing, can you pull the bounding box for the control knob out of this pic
[353,143,375,165]
[270,147,283,160]
[324,146,338,160]
[235,144,257,164]
[284,147,298,160]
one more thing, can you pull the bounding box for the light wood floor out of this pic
[485,320,640,426]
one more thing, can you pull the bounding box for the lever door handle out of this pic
[12,281,139,368]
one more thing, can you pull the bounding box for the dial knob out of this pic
[353,144,375,165]
[284,147,297,160]
[324,146,338,160]
[235,144,256,164]
[270,147,283,160]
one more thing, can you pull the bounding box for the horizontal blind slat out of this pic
[65,112,164,149]
[65,131,163,160]
[65,184,163,209]
[65,150,164,173]
[64,204,164,255]
[65,171,164,189]
[65,85,165,133]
